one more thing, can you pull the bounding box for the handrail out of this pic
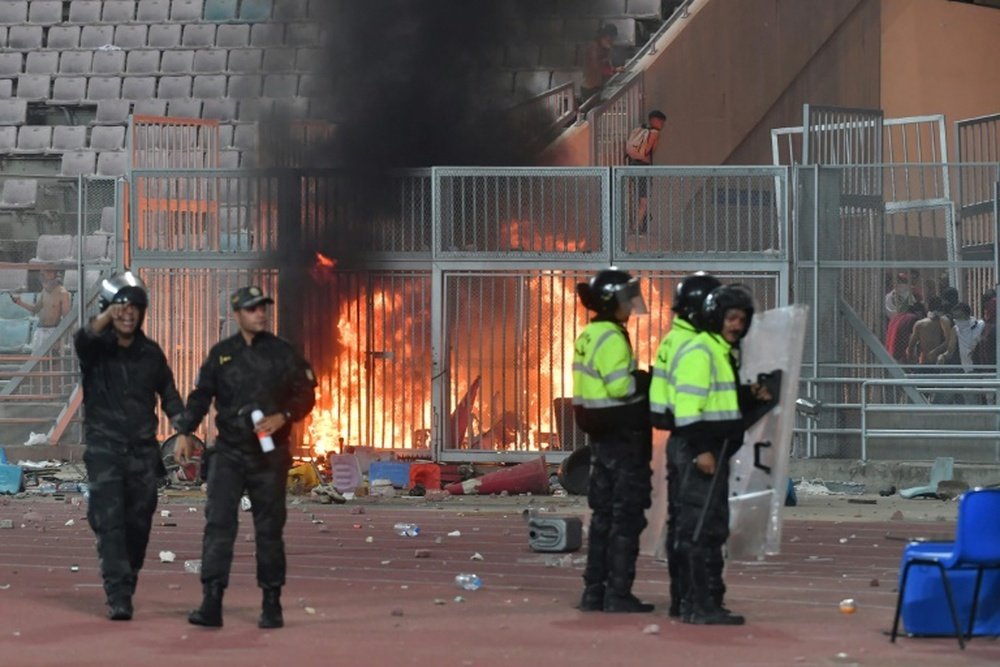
[508,82,577,146]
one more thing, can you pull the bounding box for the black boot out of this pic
[258,587,283,629]
[604,592,655,613]
[576,583,605,612]
[188,582,224,627]
[683,550,743,625]
[107,595,133,621]
[685,603,745,625]
[604,535,654,613]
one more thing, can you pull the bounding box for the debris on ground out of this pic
[642,623,660,635]
[159,550,176,563]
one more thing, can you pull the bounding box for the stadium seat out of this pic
[274,0,309,20]
[16,75,51,102]
[627,0,664,18]
[92,50,126,75]
[60,150,97,177]
[250,23,283,47]
[148,24,182,48]
[193,49,228,74]
[115,24,148,49]
[134,98,167,116]
[0,81,11,98]
[233,124,257,151]
[193,75,228,99]
[29,1,64,25]
[263,74,298,98]
[126,50,161,75]
[122,76,157,101]
[93,100,131,126]
[24,52,58,77]
[103,0,137,23]
[0,127,16,152]
[202,97,237,121]
[59,51,94,75]
[262,48,295,72]
[204,0,238,21]
[216,23,250,47]
[97,152,129,178]
[69,1,102,24]
[172,0,205,21]
[159,75,192,98]
[0,292,30,319]
[14,126,52,154]
[51,77,87,104]
[161,49,195,74]
[228,75,262,99]
[87,76,123,102]
[167,98,203,119]
[182,24,216,48]
[137,0,170,22]
[0,53,22,78]
[98,206,116,234]
[9,26,43,50]
[0,269,28,292]
[91,126,126,152]
[47,26,82,49]
[32,235,74,263]
[0,319,33,354]
[238,98,271,122]
[295,48,320,73]
[228,49,262,74]
[272,97,308,119]
[80,25,115,49]
[218,123,234,147]
[73,235,111,261]
[0,2,28,26]
[64,269,103,293]
[286,22,320,47]
[219,148,240,169]
[0,100,27,126]
[0,179,38,208]
[50,126,88,153]
[240,0,273,22]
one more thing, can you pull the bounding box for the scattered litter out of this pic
[393,523,420,537]
[838,538,848,544]
[240,496,251,512]
[414,549,431,559]
[317,525,330,533]
[159,550,176,563]
[64,519,74,527]
[160,510,171,518]
[869,578,880,587]
[350,507,365,515]
[381,560,392,566]
[839,599,856,614]
[400,585,408,590]
[454,573,481,591]
[796,480,835,496]
[433,598,446,605]
[352,523,362,529]
[890,510,904,521]
[0,584,10,590]
[434,536,443,544]
[188,507,198,513]
[311,519,324,524]
[847,498,877,505]
[304,607,316,615]
[0,520,13,530]
[69,564,79,572]
[453,596,465,603]
[23,432,48,447]
[365,536,374,543]
[391,608,404,617]
[879,485,896,497]
[184,560,201,574]
[470,552,484,561]
[447,530,461,537]
[788,536,800,543]
[167,584,181,590]
[642,623,660,635]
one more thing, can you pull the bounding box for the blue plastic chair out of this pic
[891,488,1000,649]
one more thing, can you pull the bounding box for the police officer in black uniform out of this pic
[173,286,316,629]
[74,271,186,621]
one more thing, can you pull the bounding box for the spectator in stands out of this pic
[940,302,983,372]
[625,109,667,234]
[886,301,924,364]
[884,272,916,320]
[972,295,996,368]
[907,296,948,367]
[581,24,622,102]
[12,269,70,356]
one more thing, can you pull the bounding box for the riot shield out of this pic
[727,305,808,560]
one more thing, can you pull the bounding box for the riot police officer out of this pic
[572,268,654,613]
[670,284,757,625]
[174,286,316,629]
[649,271,720,618]
[74,271,187,621]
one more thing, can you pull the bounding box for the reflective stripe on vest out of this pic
[671,332,741,427]
[572,320,642,409]
[649,317,698,415]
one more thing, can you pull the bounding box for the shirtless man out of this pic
[907,296,948,366]
[11,269,71,355]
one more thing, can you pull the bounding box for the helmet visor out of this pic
[616,279,648,315]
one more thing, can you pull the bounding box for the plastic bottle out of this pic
[454,573,482,591]
[251,409,275,453]
[184,559,202,574]
[393,522,420,537]
[79,483,90,501]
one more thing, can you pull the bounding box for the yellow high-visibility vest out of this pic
[649,316,698,418]
[572,320,642,409]
[671,331,740,428]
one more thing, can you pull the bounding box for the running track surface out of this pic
[0,493,995,667]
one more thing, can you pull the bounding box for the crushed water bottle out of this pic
[184,559,202,574]
[393,522,420,537]
[454,573,481,591]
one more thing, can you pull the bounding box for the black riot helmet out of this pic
[697,284,755,339]
[576,268,648,317]
[98,271,149,312]
[673,272,721,324]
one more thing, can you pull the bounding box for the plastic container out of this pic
[184,559,201,574]
[393,522,420,537]
[368,461,411,488]
[251,409,275,453]
[454,573,482,591]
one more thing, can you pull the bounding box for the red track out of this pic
[0,495,996,667]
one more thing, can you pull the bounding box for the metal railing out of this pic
[508,82,577,148]
[589,74,645,167]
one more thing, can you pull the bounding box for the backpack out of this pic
[625,124,652,163]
